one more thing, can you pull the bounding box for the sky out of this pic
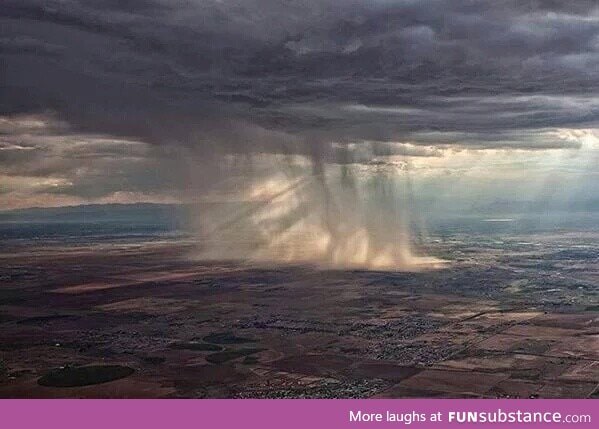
[1,0,599,212]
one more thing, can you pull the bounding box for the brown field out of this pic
[0,238,598,398]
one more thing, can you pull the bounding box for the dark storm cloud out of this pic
[1,0,598,152]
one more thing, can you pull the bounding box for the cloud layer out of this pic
[3,1,599,142]
[1,1,599,208]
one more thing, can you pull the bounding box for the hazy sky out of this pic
[1,1,598,210]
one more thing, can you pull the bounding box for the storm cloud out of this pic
[2,0,599,269]
[1,0,598,211]
[2,0,598,147]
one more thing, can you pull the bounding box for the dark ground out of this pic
[0,227,598,398]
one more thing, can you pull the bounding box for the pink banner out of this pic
[0,399,595,429]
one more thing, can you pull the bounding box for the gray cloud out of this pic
[2,1,598,147]
[1,0,599,207]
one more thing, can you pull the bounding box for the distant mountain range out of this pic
[0,203,187,224]
[2,198,599,224]
[470,199,599,215]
